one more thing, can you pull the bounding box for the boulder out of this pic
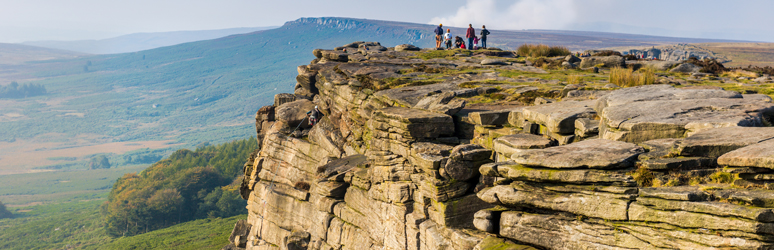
[473,209,503,233]
[394,44,420,51]
[228,220,252,248]
[468,109,511,125]
[274,93,297,107]
[578,55,625,68]
[413,91,467,116]
[718,139,774,168]
[574,118,599,138]
[560,61,577,69]
[275,99,316,129]
[669,63,702,73]
[564,54,581,64]
[678,127,774,157]
[510,139,644,169]
[320,50,349,62]
[444,144,492,181]
[521,100,597,134]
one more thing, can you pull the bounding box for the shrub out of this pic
[294,181,311,191]
[516,44,570,58]
[609,67,656,87]
[0,200,12,219]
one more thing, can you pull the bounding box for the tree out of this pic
[89,155,111,169]
[0,200,13,219]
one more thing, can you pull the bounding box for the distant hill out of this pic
[0,43,83,65]
[21,27,277,54]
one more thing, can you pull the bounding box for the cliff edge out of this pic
[226,42,774,250]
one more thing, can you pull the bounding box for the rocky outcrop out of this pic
[232,42,774,250]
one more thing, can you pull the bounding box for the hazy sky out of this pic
[1,0,772,43]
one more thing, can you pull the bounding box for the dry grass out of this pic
[566,75,582,85]
[697,43,774,68]
[516,44,570,58]
[609,67,656,87]
[721,69,760,78]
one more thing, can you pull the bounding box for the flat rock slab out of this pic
[600,97,774,143]
[478,184,630,221]
[493,134,553,159]
[521,100,597,134]
[510,139,644,169]
[639,186,709,201]
[718,139,774,168]
[374,83,461,107]
[480,162,636,186]
[639,157,716,170]
[679,127,774,157]
[596,85,742,112]
[372,107,454,139]
[714,189,774,208]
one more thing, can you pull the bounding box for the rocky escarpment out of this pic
[226,41,774,250]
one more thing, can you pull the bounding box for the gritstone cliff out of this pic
[224,41,774,250]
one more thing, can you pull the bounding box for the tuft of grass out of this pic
[567,74,583,85]
[609,67,656,87]
[630,167,655,187]
[710,171,735,184]
[516,44,570,58]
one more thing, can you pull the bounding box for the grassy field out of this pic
[695,43,774,67]
[0,165,147,206]
[0,199,242,250]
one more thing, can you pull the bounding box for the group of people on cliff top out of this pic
[434,23,490,50]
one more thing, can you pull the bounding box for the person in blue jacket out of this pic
[434,24,444,49]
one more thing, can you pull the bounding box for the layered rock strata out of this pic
[230,42,774,250]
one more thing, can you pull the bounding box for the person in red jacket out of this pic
[465,24,475,50]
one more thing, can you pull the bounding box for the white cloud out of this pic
[429,0,577,30]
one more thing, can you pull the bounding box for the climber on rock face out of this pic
[307,106,322,126]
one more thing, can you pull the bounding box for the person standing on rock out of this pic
[480,25,490,49]
[434,24,444,49]
[444,29,453,49]
[307,106,322,126]
[466,24,475,50]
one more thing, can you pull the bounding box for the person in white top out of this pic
[443,29,452,49]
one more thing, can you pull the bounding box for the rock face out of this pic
[230,42,774,250]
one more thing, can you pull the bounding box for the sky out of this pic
[1,0,772,43]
